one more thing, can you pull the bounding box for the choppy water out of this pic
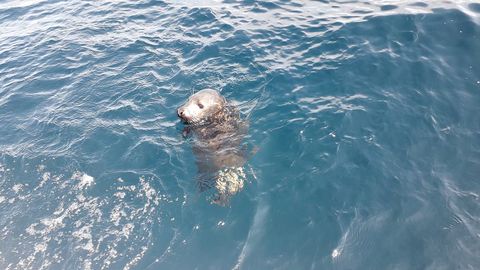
[1,0,480,269]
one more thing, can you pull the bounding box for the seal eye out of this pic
[198,103,204,109]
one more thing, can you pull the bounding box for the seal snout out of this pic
[177,107,190,123]
[177,107,184,118]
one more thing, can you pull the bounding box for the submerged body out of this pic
[178,89,250,205]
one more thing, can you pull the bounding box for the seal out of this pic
[177,89,251,205]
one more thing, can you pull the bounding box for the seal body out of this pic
[178,89,249,205]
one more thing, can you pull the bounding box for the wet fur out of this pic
[183,104,249,191]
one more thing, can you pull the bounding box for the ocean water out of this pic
[1,0,480,269]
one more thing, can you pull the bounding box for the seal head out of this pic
[177,89,226,125]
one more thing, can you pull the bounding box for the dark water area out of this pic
[1,0,480,269]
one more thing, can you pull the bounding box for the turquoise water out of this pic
[1,0,480,269]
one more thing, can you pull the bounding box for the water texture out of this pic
[1,0,480,269]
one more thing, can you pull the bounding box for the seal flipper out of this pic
[211,167,246,206]
[182,126,192,138]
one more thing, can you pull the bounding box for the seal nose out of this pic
[177,108,184,118]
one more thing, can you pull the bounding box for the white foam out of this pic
[123,245,147,270]
[72,172,95,189]
[81,174,94,188]
[36,164,45,172]
[331,248,341,259]
[123,223,134,238]
[12,184,23,193]
[139,177,159,206]
[76,194,86,203]
[72,225,95,253]
[11,170,176,269]
[118,185,136,192]
[40,216,66,233]
[114,192,126,199]
[108,248,118,259]
[110,204,126,226]
[34,243,47,253]
[37,172,51,188]
[84,259,92,270]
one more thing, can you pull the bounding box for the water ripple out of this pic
[1,0,480,269]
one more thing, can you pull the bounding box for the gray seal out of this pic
[178,89,251,205]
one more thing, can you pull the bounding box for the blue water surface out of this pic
[1,1,480,269]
